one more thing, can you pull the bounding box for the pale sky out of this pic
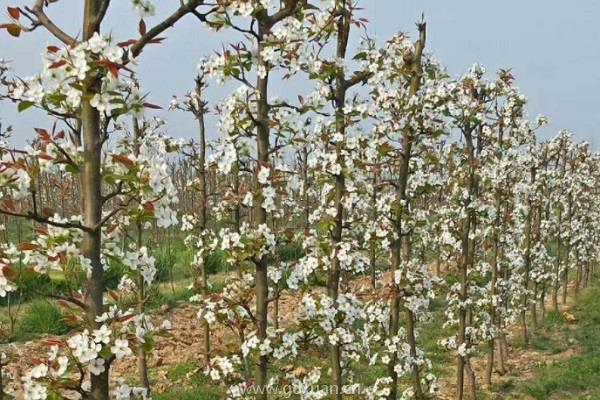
[1,0,598,147]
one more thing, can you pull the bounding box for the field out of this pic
[0,234,598,399]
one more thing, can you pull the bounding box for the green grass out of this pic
[525,309,571,354]
[277,242,303,262]
[153,361,222,400]
[12,299,70,341]
[147,286,193,312]
[542,309,564,328]
[520,285,600,399]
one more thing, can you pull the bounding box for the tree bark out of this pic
[80,2,110,398]
[194,77,211,363]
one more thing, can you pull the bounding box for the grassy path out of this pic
[516,285,600,400]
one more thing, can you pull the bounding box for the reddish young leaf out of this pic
[38,153,53,161]
[56,300,72,309]
[257,160,274,169]
[7,7,20,19]
[17,242,40,251]
[47,45,60,53]
[97,59,119,78]
[139,19,147,36]
[111,154,134,166]
[34,127,51,139]
[5,23,20,37]
[117,39,137,48]
[1,198,17,212]
[49,59,67,69]
[2,265,17,279]
[143,102,162,110]
[116,313,135,323]
[105,223,118,234]
[34,226,49,235]
[47,254,61,262]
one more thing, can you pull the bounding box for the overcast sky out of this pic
[1,0,598,147]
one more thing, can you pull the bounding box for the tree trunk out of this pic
[521,199,533,346]
[561,195,572,305]
[326,4,352,397]
[254,22,271,400]
[195,77,211,363]
[456,130,476,400]
[387,23,427,400]
[81,4,109,399]
[132,119,151,392]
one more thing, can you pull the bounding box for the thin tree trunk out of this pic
[326,3,353,397]
[456,128,477,400]
[387,23,427,400]
[552,206,561,312]
[81,2,109,398]
[194,77,211,363]
[531,283,538,330]
[253,19,273,399]
[133,119,150,392]
[521,199,533,346]
[561,195,572,305]
[369,169,378,289]
[574,248,581,297]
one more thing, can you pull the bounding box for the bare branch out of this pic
[128,1,217,60]
[23,0,78,46]
[0,208,91,232]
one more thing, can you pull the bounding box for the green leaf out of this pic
[18,101,34,112]
[65,163,80,174]
[48,270,66,283]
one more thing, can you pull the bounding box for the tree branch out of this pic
[128,1,216,60]
[23,0,78,46]
[0,208,91,232]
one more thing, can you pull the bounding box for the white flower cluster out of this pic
[0,244,17,297]
[20,216,88,274]
[0,151,31,200]
[122,246,157,285]
[113,380,150,400]
[12,33,138,116]
[206,355,240,381]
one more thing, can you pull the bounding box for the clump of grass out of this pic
[521,285,600,399]
[542,309,564,328]
[13,300,70,341]
[205,250,226,275]
[208,276,226,294]
[153,361,222,400]
[529,333,567,354]
[277,242,303,262]
[154,245,180,283]
[147,286,193,312]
